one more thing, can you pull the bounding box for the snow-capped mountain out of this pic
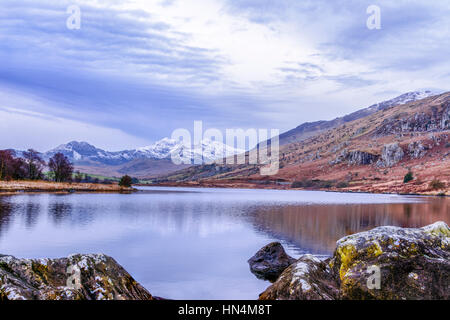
[278,90,442,145]
[366,90,439,112]
[135,138,244,163]
[41,138,244,165]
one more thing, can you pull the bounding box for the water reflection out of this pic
[48,202,73,225]
[0,189,448,299]
[0,198,14,237]
[248,199,449,254]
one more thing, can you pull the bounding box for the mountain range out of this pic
[12,138,244,178]
[10,90,447,183]
[156,90,450,195]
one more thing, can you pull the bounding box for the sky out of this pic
[0,0,449,151]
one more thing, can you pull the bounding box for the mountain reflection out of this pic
[248,199,449,254]
[0,192,448,257]
[0,190,448,300]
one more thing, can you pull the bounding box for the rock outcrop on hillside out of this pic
[408,141,428,159]
[252,222,450,300]
[0,254,153,300]
[331,149,379,166]
[375,102,450,136]
[378,143,404,167]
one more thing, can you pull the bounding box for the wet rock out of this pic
[255,222,450,300]
[0,254,153,300]
[379,143,404,167]
[248,242,296,282]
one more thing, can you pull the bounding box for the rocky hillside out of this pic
[276,90,438,146]
[157,92,450,195]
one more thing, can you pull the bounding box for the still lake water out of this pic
[0,187,448,299]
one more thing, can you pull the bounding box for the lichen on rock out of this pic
[0,253,153,300]
[254,221,450,300]
[258,255,340,300]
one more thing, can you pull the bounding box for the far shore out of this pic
[142,179,449,197]
[0,180,135,194]
[0,179,447,197]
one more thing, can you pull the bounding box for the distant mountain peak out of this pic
[368,90,441,111]
[135,137,244,162]
[38,137,244,166]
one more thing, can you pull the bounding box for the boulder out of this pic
[248,242,296,282]
[0,254,153,300]
[256,222,450,300]
[258,255,339,300]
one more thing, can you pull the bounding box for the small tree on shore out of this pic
[403,171,414,183]
[23,149,45,180]
[48,153,74,182]
[119,175,133,188]
[0,150,15,180]
[74,171,84,183]
[11,157,27,180]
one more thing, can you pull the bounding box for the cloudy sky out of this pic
[0,0,449,151]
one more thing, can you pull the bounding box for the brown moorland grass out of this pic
[0,180,134,193]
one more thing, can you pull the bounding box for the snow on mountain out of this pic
[367,90,440,112]
[41,138,245,165]
[133,138,244,163]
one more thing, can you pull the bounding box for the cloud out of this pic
[0,0,448,150]
[0,108,149,152]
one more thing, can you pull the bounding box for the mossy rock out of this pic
[255,222,450,300]
[0,254,153,300]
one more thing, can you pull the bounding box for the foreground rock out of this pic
[0,254,153,300]
[254,222,450,300]
[248,242,296,282]
[259,254,340,300]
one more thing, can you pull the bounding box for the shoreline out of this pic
[0,181,135,195]
[0,180,447,197]
[139,181,449,197]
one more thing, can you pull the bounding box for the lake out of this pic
[0,187,448,299]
